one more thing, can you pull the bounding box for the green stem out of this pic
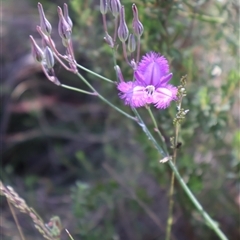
[165,122,179,240]
[60,84,96,95]
[132,108,228,240]
[74,72,136,121]
[76,63,114,84]
[167,160,228,240]
[166,95,182,240]
[146,105,168,154]
[132,108,165,157]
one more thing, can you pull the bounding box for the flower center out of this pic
[145,85,155,95]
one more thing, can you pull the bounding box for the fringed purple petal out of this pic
[135,52,170,85]
[157,73,173,87]
[153,85,177,109]
[118,82,147,107]
[134,71,145,86]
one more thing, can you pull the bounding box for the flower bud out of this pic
[36,25,52,49]
[29,35,44,62]
[57,6,72,41]
[100,0,108,15]
[104,32,114,48]
[44,46,55,69]
[128,33,136,53]
[63,3,73,29]
[109,0,121,18]
[38,3,52,36]
[42,63,61,86]
[132,4,144,37]
[114,65,124,82]
[118,6,129,42]
[130,59,137,70]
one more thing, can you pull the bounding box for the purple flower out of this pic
[117,52,177,109]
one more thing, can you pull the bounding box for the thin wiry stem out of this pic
[132,108,165,157]
[131,108,228,240]
[65,229,74,240]
[122,41,130,66]
[73,72,136,121]
[76,63,115,84]
[165,121,180,240]
[102,14,108,33]
[113,17,119,43]
[7,198,26,240]
[146,105,168,155]
[60,84,97,95]
[136,36,141,63]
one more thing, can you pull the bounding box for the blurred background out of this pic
[1,0,239,239]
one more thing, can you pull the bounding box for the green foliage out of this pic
[1,0,239,239]
[71,181,118,239]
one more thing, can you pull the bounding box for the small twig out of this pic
[65,229,74,240]
[7,198,26,240]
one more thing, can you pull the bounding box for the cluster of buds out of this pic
[173,75,189,125]
[30,3,77,86]
[100,0,144,66]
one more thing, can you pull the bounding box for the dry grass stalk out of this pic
[0,180,62,240]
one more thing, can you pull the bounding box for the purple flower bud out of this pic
[130,59,137,70]
[38,3,52,36]
[128,33,136,53]
[114,65,124,82]
[132,4,144,37]
[41,63,61,85]
[104,32,114,48]
[109,0,121,18]
[29,35,44,62]
[57,6,72,41]
[100,0,108,15]
[44,46,55,69]
[36,25,51,47]
[118,6,129,42]
[63,3,73,29]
